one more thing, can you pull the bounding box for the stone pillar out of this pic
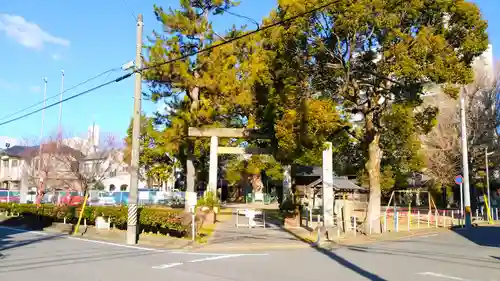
[322,142,334,227]
[208,136,218,193]
[20,177,29,203]
[282,165,292,202]
[186,139,196,205]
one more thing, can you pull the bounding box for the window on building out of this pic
[2,160,8,168]
[120,184,128,191]
[109,184,116,191]
[11,159,18,168]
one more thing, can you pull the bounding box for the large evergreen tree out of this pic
[269,0,488,232]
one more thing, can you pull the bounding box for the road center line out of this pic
[418,272,475,281]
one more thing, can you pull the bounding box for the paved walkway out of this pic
[199,208,311,251]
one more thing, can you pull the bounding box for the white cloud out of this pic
[0,14,70,50]
[30,85,41,93]
[0,79,17,91]
[51,53,61,60]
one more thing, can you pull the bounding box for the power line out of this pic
[140,1,335,72]
[0,73,132,127]
[0,67,122,121]
[0,2,335,127]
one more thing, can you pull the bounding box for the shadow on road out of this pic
[259,210,388,281]
[345,244,500,270]
[451,226,500,248]
[0,221,65,259]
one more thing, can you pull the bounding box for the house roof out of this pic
[1,146,31,158]
[332,178,366,191]
[1,143,83,159]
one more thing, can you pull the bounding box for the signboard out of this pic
[455,175,463,185]
[185,191,197,207]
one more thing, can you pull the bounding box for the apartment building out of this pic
[0,143,84,202]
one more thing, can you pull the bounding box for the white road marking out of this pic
[419,234,439,238]
[171,251,268,257]
[0,225,270,257]
[418,272,475,281]
[152,262,183,269]
[188,254,244,263]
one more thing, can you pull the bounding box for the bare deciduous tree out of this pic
[422,65,499,198]
[57,134,124,196]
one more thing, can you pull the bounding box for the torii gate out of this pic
[187,127,335,227]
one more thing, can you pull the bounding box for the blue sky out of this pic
[0,0,498,143]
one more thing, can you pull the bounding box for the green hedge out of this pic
[0,203,189,237]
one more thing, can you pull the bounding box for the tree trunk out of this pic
[365,117,382,234]
[35,181,45,205]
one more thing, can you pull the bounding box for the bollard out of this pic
[407,211,410,231]
[481,206,484,220]
[496,208,499,221]
[337,217,340,237]
[435,211,438,228]
[442,210,446,227]
[427,211,430,228]
[396,212,399,232]
[476,209,479,220]
[353,213,357,236]
[383,213,387,233]
[84,219,87,226]
[417,211,420,229]
[63,217,66,224]
[451,210,454,226]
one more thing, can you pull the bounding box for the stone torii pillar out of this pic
[188,128,272,195]
[208,136,218,193]
[322,142,334,227]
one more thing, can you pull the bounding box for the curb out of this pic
[191,230,446,253]
[191,243,312,252]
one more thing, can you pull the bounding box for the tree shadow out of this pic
[224,209,388,280]
[0,219,65,258]
[344,244,500,270]
[451,225,500,248]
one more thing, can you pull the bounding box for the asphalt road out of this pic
[1,226,500,281]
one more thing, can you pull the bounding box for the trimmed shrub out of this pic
[0,203,189,237]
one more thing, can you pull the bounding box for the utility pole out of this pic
[460,87,472,229]
[127,13,143,245]
[485,147,493,222]
[36,77,48,205]
[57,70,65,145]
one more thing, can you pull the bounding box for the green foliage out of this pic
[196,191,220,209]
[0,203,189,236]
[267,0,488,220]
[132,0,488,217]
[225,155,283,185]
